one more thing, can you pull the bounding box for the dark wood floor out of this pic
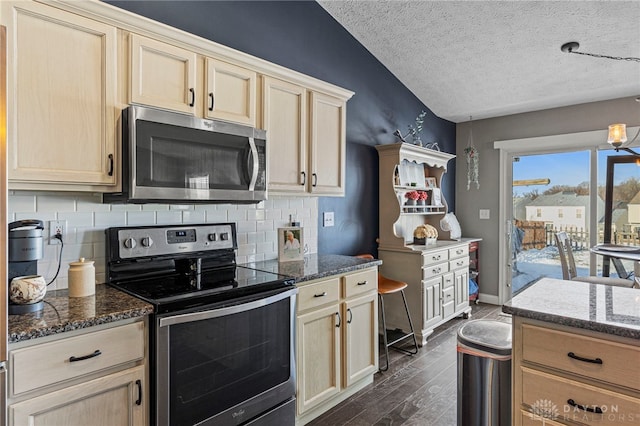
[308,303,507,426]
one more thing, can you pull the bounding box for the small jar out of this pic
[68,257,95,297]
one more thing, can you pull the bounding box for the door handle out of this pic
[135,379,142,405]
[301,171,306,186]
[208,92,215,111]
[189,88,195,107]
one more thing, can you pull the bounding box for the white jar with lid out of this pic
[68,257,95,297]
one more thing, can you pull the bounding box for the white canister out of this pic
[68,258,95,297]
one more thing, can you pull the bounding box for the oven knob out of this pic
[141,236,153,248]
[208,233,217,242]
[220,232,229,241]
[123,237,137,249]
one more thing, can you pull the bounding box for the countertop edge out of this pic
[293,259,383,283]
[502,304,640,340]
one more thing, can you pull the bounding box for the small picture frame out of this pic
[278,227,304,262]
[425,177,437,189]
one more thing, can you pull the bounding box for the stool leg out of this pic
[400,289,419,355]
[378,293,390,372]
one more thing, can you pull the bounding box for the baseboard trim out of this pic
[478,293,500,305]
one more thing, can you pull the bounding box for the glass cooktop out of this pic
[109,266,295,313]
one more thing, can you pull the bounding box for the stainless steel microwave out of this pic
[104,105,267,204]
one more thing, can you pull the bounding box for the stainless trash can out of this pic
[457,319,512,426]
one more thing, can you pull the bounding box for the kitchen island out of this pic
[503,278,640,425]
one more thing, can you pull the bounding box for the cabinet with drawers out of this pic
[295,267,378,425]
[513,316,640,425]
[7,320,147,426]
[379,241,472,346]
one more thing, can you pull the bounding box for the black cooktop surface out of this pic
[109,266,295,313]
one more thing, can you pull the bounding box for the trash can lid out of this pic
[457,319,512,356]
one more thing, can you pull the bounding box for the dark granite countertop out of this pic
[502,277,640,339]
[8,285,154,344]
[240,254,382,283]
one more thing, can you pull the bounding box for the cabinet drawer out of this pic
[10,322,144,396]
[442,272,454,289]
[449,245,469,259]
[449,256,469,271]
[520,409,565,425]
[442,286,455,305]
[520,367,640,426]
[343,268,377,298]
[297,278,341,311]
[422,250,449,266]
[423,262,449,279]
[522,324,640,391]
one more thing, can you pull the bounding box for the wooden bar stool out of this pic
[356,255,419,371]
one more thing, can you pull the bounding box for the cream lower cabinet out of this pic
[263,76,349,196]
[2,0,118,190]
[379,242,472,346]
[296,268,378,425]
[513,316,640,426]
[7,320,147,426]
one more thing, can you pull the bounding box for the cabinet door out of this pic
[423,276,443,329]
[296,304,341,415]
[309,92,346,196]
[343,293,378,388]
[454,268,469,312]
[262,76,307,194]
[9,366,145,426]
[205,58,256,126]
[130,34,197,114]
[3,1,117,187]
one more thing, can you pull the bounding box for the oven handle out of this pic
[158,287,298,327]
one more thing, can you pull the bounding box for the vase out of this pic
[405,199,416,212]
[416,199,425,210]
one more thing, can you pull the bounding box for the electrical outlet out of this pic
[323,212,335,227]
[49,220,66,244]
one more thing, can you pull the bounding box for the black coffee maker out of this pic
[8,219,45,314]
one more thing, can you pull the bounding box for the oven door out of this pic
[156,287,297,426]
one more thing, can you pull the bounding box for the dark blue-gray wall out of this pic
[106,0,456,256]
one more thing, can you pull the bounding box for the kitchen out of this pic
[1,1,640,426]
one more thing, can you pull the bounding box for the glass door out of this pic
[510,151,591,295]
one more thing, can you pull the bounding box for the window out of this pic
[536,208,541,218]
[558,209,563,218]
[576,209,582,219]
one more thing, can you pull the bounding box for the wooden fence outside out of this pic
[515,221,640,250]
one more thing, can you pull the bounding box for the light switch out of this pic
[479,209,490,220]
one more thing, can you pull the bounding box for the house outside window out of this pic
[536,208,541,218]
[558,208,563,218]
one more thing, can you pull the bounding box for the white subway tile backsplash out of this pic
[126,211,157,225]
[182,210,206,223]
[156,211,183,224]
[9,191,318,289]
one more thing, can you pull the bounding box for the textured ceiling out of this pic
[318,0,640,123]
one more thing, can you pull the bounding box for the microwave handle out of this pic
[248,137,259,191]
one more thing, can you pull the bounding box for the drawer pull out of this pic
[433,267,441,274]
[567,399,603,414]
[457,261,464,266]
[313,292,327,298]
[357,280,368,286]
[135,379,142,406]
[432,255,441,261]
[456,249,463,254]
[69,349,102,363]
[567,352,603,364]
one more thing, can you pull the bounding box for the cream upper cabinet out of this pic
[263,77,347,196]
[309,91,346,196]
[205,58,257,126]
[2,1,118,189]
[130,33,197,114]
[263,76,308,194]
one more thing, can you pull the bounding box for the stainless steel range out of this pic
[106,223,297,426]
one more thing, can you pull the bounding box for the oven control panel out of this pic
[112,224,236,259]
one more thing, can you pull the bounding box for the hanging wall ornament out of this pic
[463,116,480,190]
